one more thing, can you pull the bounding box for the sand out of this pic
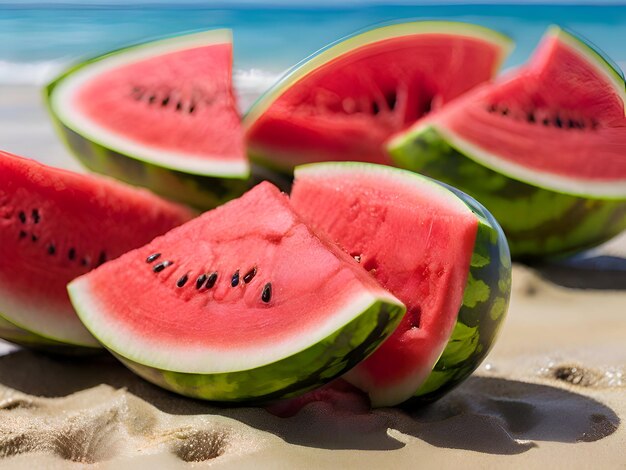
[1,85,625,468]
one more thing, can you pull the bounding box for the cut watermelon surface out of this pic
[390,26,626,257]
[46,30,248,209]
[291,163,511,406]
[244,21,512,169]
[0,150,194,349]
[69,182,405,402]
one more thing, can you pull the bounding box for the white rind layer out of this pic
[68,275,403,374]
[50,29,249,178]
[0,283,100,347]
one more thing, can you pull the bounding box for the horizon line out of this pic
[1,0,625,6]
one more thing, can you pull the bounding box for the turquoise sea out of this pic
[1,3,626,89]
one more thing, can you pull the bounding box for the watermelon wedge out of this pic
[244,21,512,170]
[291,163,511,407]
[390,26,626,258]
[68,182,405,402]
[46,30,248,209]
[0,150,193,350]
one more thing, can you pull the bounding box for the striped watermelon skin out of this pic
[52,124,249,211]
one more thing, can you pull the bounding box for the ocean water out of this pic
[1,4,625,99]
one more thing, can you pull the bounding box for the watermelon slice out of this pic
[390,26,626,258]
[46,30,248,209]
[244,21,512,170]
[68,182,405,402]
[291,162,511,407]
[0,150,193,350]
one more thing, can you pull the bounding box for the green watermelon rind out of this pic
[292,162,511,406]
[69,283,405,402]
[44,29,250,210]
[243,20,513,169]
[409,182,511,402]
[49,122,249,210]
[390,127,626,259]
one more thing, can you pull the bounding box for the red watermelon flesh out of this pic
[291,163,478,406]
[245,24,510,167]
[50,31,246,176]
[409,27,626,192]
[69,182,402,374]
[0,150,194,347]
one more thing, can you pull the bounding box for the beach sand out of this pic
[1,85,625,468]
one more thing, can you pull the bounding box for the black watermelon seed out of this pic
[18,211,26,224]
[542,118,550,126]
[148,95,156,104]
[161,96,170,106]
[189,104,196,114]
[47,244,56,255]
[176,101,183,111]
[153,261,173,273]
[501,107,509,116]
[31,234,38,242]
[262,283,272,303]
[206,272,218,288]
[196,273,208,289]
[554,116,563,128]
[19,230,27,239]
[146,253,161,263]
[68,248,76,260]
[385,92,397,110]
[31,209,40,224]
[568,119,577,129]
[372,101,380,115]
[97,251,107,267]
[527,112,536,123]
[243,267,257,283]
[81,258,89,267]
[231,270,240,287]
[177,274,189,288]
[421,98,433,116]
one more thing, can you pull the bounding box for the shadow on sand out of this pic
[0,349,619,455]
[529,253,626,290]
